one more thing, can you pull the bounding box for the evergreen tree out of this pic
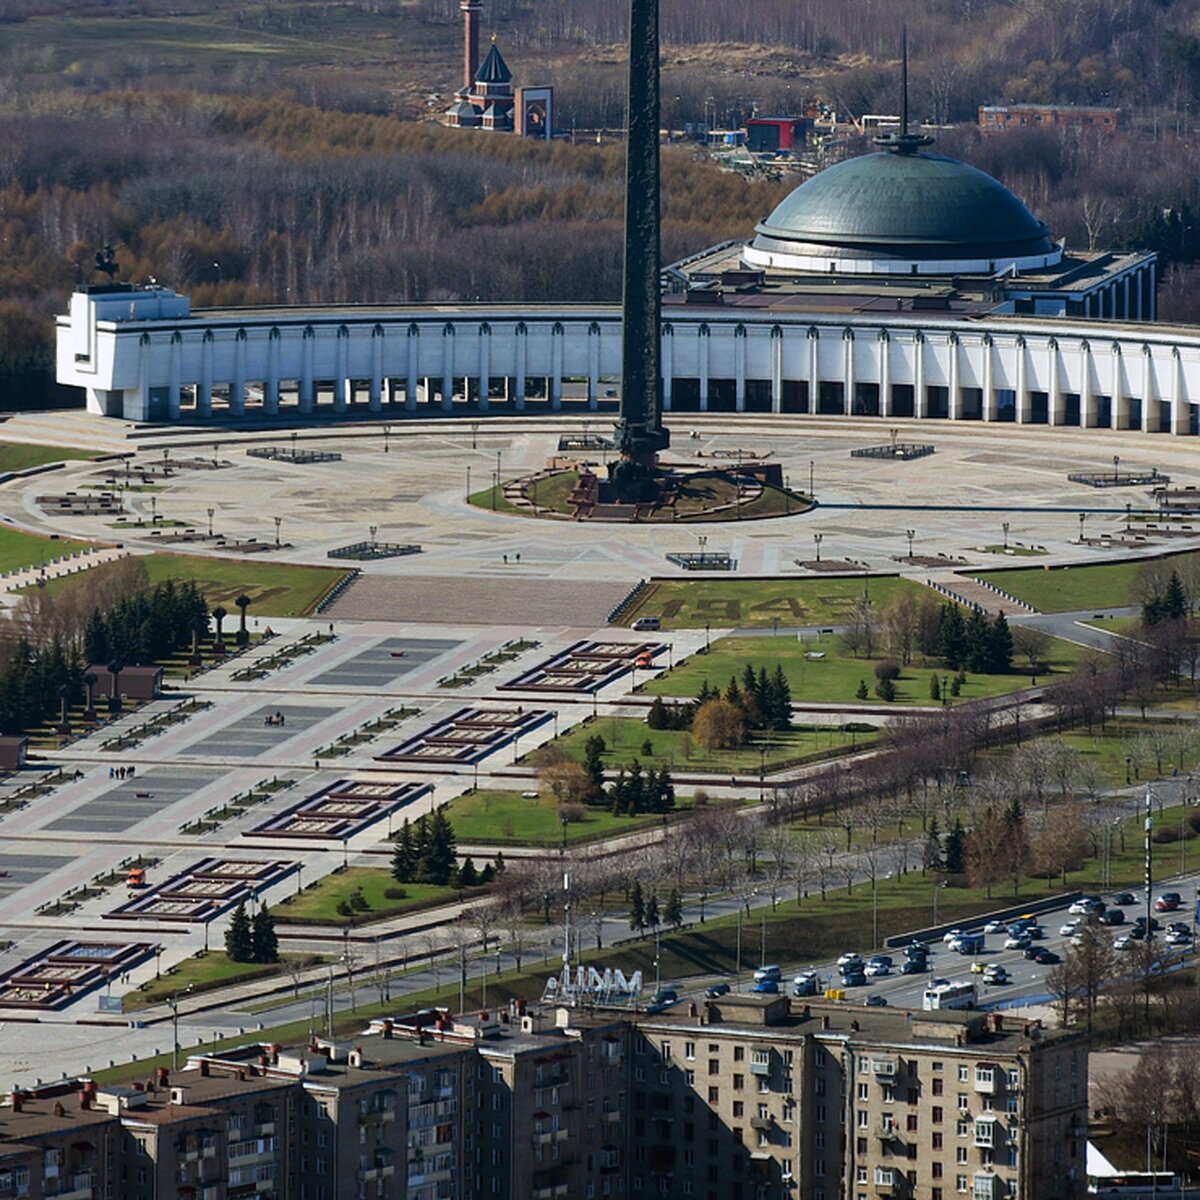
[608,767,629,816]
[583,735,607,797]
[939,604,968,670]
[855,679,869,700]
[625,759,645,815]
[930,674,941,701]
[696,679,716,705]
[225,900,253,963]
[628,880,645,931]
[989,611,1014,673]
[1164,571,1188,620]
[455,856,479,889]
[391,818,416,883]
[923,815,943,872]
[965,607,993,674]
[944,820,967,874]
[723,676,743,709]
[252,905,279,963]
[768,664,792,729]
[417,809,457,885]
[645,892,660,928]
[664,886,683,929]
[646,696,669,730]
[876,677,896,702]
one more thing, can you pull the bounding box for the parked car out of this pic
[1099,908,1125,926]
[1033,948,1060,965]
[1167,921,1190,934]
[705,983,731,998]
[1112,892,1136,906]
[651,988,678,1005]
[1113,934,1133,951]
[752,979,780,994]
[1004,933,1032,950]
[1165,929,1192,947]
[1155,893,1182,913]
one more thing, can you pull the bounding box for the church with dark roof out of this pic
[442,0,553,139]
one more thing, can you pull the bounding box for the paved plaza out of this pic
[0,410,1190,1081]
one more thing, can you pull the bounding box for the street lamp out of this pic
[1078,512,1086,544]
[905,529,915,561]
[466,465,471,501]
[207,507,215,538]
[809,459,814,498]
[383,426,390,454]
[704,622,711,653]
[697,534,708,567]
[1114,454,1121,482]
[274,516,282,547]
[471,421,479,449]
[942,676,949,707]
[369,524,378,549]
[561,815,569,855]
[813,533,823,563]
[1002,521,1010,551]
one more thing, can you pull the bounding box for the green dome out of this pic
[749,150,1057,268]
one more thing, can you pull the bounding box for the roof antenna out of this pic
[877,25,933,154]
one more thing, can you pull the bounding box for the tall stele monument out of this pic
[609,0,670,503]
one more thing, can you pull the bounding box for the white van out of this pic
[631,616,661,631]
[753,964,782,983]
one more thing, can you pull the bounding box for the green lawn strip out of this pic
[643,633,1089,708]
[1080,616,1141,636]
[974,556,1200,613]
[623,576,935,630]
[28,552,348,617]
[0,442,96,472]
[1053,721,1200,787]
[123,952,325,1011]
[975,544,1046,557]
[444,789,672,846]
[0,526,95,573]
[272,867,462,926]
[543,714,873,774]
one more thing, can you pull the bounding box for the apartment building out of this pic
[0,995,1085,1200]
[631,995,1086,1200]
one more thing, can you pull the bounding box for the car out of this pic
[984,920,1008,934]
[864,962,891,978]
[900,959,928,975]
[969,960,988,974]
[1167,921,1191,934]
[942,929,965,944]
[1099,909,1125,926]
[1023,945,1043,960]
[1112,892,1136,906]
[1155,893,1182,912]
[1115,934,1136,950]
[1069,897,1101,915]
[1060,918,1082,937]
[1133,916,1161,933]
[867,955,894,968]
[521,790,540,799]
[950,934,985,955]
[1033,948,1060,965]
[792,975,819,997]
[1004,933,1032,950]
[651,988,678,1005]
[752,979,780,994]
[1026,924,1046,939]
[864,994,889,1007]
[904,943,930,960]
[838,952,864,968]
[1128,926,1147,941]
[930,977,950,988]
[983,967,1010,985]
[753,965,783,983]
[1166,930,1192,947]
[841,970,867,987]
[705,983,731,999]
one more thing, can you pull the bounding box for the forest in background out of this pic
[7,0,1200,404]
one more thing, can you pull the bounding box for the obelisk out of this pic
[612,0,669,497]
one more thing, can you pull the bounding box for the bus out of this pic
[923,980,977,1011]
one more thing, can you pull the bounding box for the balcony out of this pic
[603,1110,621,1125]
[973,1172,996,1200]
[973,1120,997,1150]
[875,1122,902,1144]
[974,1070,997,1096]
[874,1167,896,1193]
[750,1053,772,1078]
[872,1057,899,1079]
[54,1176,97,1200]
[256,1122,276,1136]
[361,1164,397,1182]
[750,1116,772,1131]
[534,1129,569,1146]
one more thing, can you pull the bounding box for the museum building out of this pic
[58,128,1195,434]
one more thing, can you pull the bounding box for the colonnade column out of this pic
[265,330,280,415]
[587,324,600,411]
[843,330,854,416]
[334,328,350,413]
[300,330,314,415]
[441,325,454,413]
[948,334,961,420]
[1141,345,1154,432]
[1048,339,1064,425]
[550,323,563,410]
[878,333,891,416]
[168,335,182,420]
[698,326,710,412]
[515,324,527,412]
[1173,347,1189,434]
[1110,346,1124,430]
[913,333,926,418]
[806,328,819,415]
[1080,341,1095,427]
[770,327,783,414]
[981,336,995,422]
[1015,337,1029,423]
[734,327,746,412]
[478,326,491,413]
[369,329,383,413]
[230,331,246,417]
[662,326,674,412]
[406,328,419,413]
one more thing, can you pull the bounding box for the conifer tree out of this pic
[391,819,416,883]
[225,900,253,963]
[664,886,683,929]
[629,880,645,931]
[252,905,279,963]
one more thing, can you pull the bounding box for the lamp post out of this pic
[1078,512,1086,544]
[369,525,378,550]
[150,496,158,525]
[905,529,915,562]
[942,675,949,707]
[1114,454,1121,482]
[813,533,823,563]
[207,507,215,538]
[466,465,471,501]
[785,474,791,515]
[809,459,814,498]
[274,516,282,547]
[704,622,711,653]
[471,421,479,449]
[561,815,569,855]
[758,745,766,804]
[212,442,219,468]
[383,425,390,454]
[697,534,708,567]
[1126,501,1133,534]
[1002,521,1010,551]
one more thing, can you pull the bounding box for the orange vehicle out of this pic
[635,652,653,669]
[126,867,147,889]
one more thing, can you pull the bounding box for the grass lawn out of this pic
[974,554,1200,613]
[643,634,1091,708]
[445,789,670,846]
[1054,720,1200,786]
[621,576,932,630]
[976,544,1046,557]
[124,951,321,1011]
[31,552,348,617]
[0,442,96,472]
[0,526,94,573]
[542,714,875,775]
[273,867,461,926]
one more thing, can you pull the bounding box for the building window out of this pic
[933,1134,943,1150]
[686,1042,696,1060]
[933,1163,943,1178]
[857,1083,869,1101]
[734,1047,745,1062]
[957,1175,968,1193]
[709,1060,720,1076]
[708,1088,719,1104]
[733,1075,744,1091]
[933,1079,944,1096]
[958,1066,969,1082]
[733,1103,744,1118]
[661,1042,671,1060]
[815,1050,827,1068]
[686,1070,696,1086]
[932,1107,943,1124]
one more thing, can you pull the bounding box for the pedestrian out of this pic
[108,766,114,779]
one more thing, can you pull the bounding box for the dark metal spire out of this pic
[615,0,669,469]
[876,25,933,155]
